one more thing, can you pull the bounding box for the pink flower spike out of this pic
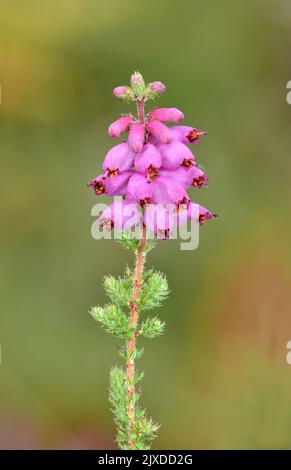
[127,173,154,206]
[149,108,184,123]
[134,143,161,177]
[128,123,146,153]
[170,126,208,144]
[108,116,131,138]
[148,81,166,95]
[146,120,172,144]
[113,86,130,100]
[103,143,135,176]
[99,200,142,231]
[158,141,195,170]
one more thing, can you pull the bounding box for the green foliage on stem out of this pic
[118,231,140,252]
[89,232,169,449]
[104,275,132,308]
[139,317,165,338]
[138,271,169,311]
[109,367,159,450]
[89,305,131,338]
[118,231,156,254]
[109,367,130,447]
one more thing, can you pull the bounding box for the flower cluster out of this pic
[89,71,216,238]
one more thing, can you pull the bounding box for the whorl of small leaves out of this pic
[119,345,144,362]
[118,231,156,254]
[118,231,139,252]
[144,239,157,254]
[138,271,169,311]
[128,412,159,450]
[89,305,131,338]
[103,275,132,307]
[139,317,165,339]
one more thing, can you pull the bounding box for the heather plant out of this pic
[88,72,215,450]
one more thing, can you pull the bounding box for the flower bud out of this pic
[108,116,131,138]
[149,107,184,123]
[128,123,145,153]
[113,86,131,100]
[148,81,166,95]
[146,120,172,144]
[130,71,146,100]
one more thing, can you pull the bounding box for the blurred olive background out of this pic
[1,0,291,450]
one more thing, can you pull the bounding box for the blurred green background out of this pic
[1,0,291,450]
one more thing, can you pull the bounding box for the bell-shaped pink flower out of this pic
[159,166,208,189]
[158,141,195,170]
[89,171,133,196]
[103,143,135,176]
[99,200,142,231]
[108,116,131,138]
[152,177,189,208]
[146,120,172,144]
[134,143,161,178]
[113,86,130,100]
[127,173,154,206]
[143,204,174,239]
[105,171,133,196]
[197,205,216,225]
[170,126,207,144]
[148,81,166,95]
[190,167,208,188]
[128,123,145,153]
[149,107,184,123]
[185,203,216,225]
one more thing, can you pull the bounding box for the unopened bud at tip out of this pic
[130,71,144,87]
[113,86,130,100]
[130,71,146,100]
[148,81,166,95]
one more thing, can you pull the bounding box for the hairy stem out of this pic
[126,223,146,449]
[137,98,145,123]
